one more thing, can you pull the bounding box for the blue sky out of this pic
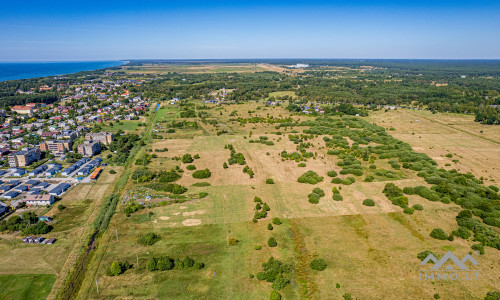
[0,0,499,61]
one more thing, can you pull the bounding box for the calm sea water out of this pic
[0,61,126,82]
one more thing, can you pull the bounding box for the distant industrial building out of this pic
[85,132,113,145]
[8,147,41,167]
[78,140,101,157]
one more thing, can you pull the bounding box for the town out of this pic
[0,77,152,222]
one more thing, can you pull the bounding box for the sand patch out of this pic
[179,206,188,209]
[159,216,170,220]
[182,210,205,217]
[173,212,180,216]
[182,219,202,226]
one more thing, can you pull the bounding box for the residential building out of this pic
[85,132,113,145]
[78,140,101,157]
[39,140,72,156]
[0,202,7,215]
[11,106,33,115]
[8,148,41,167]
[48,183,69,196]
[58,130,78,141]
[24,194,54,206]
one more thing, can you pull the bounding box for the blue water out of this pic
[0,61,126,82]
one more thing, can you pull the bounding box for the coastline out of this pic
[0,60,127,82]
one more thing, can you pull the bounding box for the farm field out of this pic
[76,101,500,300]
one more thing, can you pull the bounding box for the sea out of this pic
[0,61,126,82]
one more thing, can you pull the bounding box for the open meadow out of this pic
[75,101,500,299]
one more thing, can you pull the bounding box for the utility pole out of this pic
[115,228,118,240]
[96,279,99,294]
[136,253,139,266]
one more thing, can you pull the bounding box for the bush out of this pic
[485,291,500,300]
[298,162,306,167]
[109,169,117,174]
[223,162,228,169]
[312,188,325,197]
[362,199,375,206]
[412,204,424,211]
[186,165,196,170]
[57,204,66,211]
[417,250,439,262]
[191,182,211,187]
[266,179,275,184]
[430,228,448,240]
[364,175,374,182]
[147,258,157,271]
[194,154,200,159]
[255,245,263,250]
[333,194,343,201]
[193,169,211,179]
[383,183,403,198]
[297,171,324,184]
[403,207,414,215]
[138,232,160,245]
[331,178,342,184]
[391,196,409,208]
[308,193,320,204]
[472,243,485,255]
[109,261,124,276]
[181,153,193,163]
[256,257,291,290]
[228,237,239,246]
[327,170,338,177]
[272,217,282,225]
[310,258,327,271]
[267,237,277,247]
[270,291,282,300]
[157,256,174,271]
[403,187,415,195]
[452,227,471,239]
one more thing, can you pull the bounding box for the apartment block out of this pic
[77,140,101,157]
[8,147,41,167]
[85,132,113,145]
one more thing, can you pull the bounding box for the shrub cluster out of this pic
[298,171,324,184]
[308,187,325,204]
[138,232,161,246]
[193,168,211,179]
[362,199,375,207]
[256,257,292,290]
[147,256,204,271]
[107,261,131,276]
[310,258,328,271]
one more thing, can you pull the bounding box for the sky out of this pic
[0,0,499,61]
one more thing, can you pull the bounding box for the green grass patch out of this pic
[0,274,56,300]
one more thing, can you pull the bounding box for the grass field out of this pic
[74,101,500,299]
[0,274,56,300]
[268,91,298,99]
[100,120,142,133]
[367,109,500,183]
[120,63,281,74]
